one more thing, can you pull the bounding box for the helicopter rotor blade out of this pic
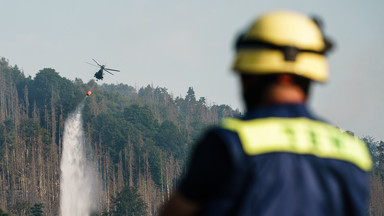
[105,68,120,72]
[92,58,102,67]
[104,69,114,75]
[86,62,99,68]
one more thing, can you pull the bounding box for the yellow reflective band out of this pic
[221,117,372,171]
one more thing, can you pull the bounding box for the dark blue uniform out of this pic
[178,104,371,216]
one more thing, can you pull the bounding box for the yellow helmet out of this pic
[232,10,333,82]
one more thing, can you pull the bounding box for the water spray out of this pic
[60,97,99,216]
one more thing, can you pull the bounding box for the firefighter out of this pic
[160,10,372,216]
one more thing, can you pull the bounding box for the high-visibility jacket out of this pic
[178,104,372,216]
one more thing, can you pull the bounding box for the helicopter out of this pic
[87,59,120,81]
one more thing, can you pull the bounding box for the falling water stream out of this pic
[60,98,98,216]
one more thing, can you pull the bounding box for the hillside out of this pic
[0,57,383,215]
[0,58,240,215]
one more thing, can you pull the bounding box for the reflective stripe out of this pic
[221,117,372,171]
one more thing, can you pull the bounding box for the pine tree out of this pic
[111,186,147,216]
[30,203,44,216]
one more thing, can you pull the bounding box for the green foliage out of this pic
[30,68,82,121]
[93,112,140,161]
[100,83,137,98]
[138,85,153,99]
[19,119,40,146]
[0,208,10,216]
[31,68,62,105]
[212,104,238,120]
[143,142,163,186]
[0,57,26,86]
[185,87,196,102]
[110,186,147,216]
[123,104,159,137]
[0,119,17,149]
[156,120,187,160]
[29,203,44,216]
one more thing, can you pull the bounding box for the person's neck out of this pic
[246,84,307,110]
[264,84,306,104]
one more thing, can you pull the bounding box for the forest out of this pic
[0,58,239,215]
[0,57,383,215]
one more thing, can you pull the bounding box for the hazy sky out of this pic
[1,0,383,140]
